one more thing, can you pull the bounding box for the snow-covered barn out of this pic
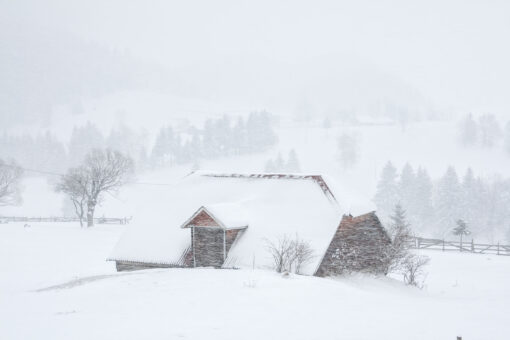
[108,172,390,276]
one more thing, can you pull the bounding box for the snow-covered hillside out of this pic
[1,223,509,340]
[5,118,510,228]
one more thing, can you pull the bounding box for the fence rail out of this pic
[0,216,131,225]
[409,236,510,256]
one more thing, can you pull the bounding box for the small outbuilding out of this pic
[181,205,248,268]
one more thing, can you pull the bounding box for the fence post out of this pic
[497,242,500,255]
[471,239,474,252]
[442,239,445,251]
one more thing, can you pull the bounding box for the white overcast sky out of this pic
[2,0,510,116]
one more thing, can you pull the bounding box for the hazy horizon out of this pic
[2,0,510,131]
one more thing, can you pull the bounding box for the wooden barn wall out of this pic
[193,227,225,268]
[188,210,220,227]
[315,213,391,277]
[116,261,182,272]
[225,229,241,253]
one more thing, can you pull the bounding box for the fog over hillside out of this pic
[2,0,510,131]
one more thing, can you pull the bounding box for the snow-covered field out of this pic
[1,223,509,340]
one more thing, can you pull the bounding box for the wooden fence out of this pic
[0,216,131,225]
[409,236,510,256]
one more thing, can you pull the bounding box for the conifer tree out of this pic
[504,122,510,155]
[264,159,276,173]
[453,219,470,250]
[389,203,412,250]
[478,114,502,148]
[337,133,359,169]
[434,166,462,236]
[399,163,417,219]
[274,153,285,172]
[373,161,399,220]
[286,149,301,173]
[458,113,478,146]
[460,168,479,230]
[414,167,433,227]
[68,122,105,166]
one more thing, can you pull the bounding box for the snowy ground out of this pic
[1,223,509,340]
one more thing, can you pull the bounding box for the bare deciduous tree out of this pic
[57,149,134,227]
[0,160,23,206]
[55,167,88,227]
[266,234,315,274]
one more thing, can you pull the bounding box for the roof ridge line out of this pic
[195,172,338,204]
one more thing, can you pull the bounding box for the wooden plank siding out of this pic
[192,227,225,268]
[315,212,391,277]
[187,210,220,227]
[116,261,183,272]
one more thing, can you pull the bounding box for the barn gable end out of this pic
[186,210,220,227]
[315,212,391,277]
[182,206,247,268]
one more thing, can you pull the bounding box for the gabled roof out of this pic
[109,171,342,275]
[180,205,249,230]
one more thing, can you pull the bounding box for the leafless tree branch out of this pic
[266,234,315,274]
[56,149,134,227]
[0,160,23,207]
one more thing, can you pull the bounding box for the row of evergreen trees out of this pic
[264,150,301,173]
[0,132,67,173]
[374,162,510,241]
[0,123,145,174]
[458,113,510,152]
[150,111,277,167]
[0,111,278,174]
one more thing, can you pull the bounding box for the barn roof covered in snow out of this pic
[108,171,343,275]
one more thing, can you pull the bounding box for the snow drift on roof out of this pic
[109,172,343,275]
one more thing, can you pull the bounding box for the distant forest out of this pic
[374,162,510,242]
[458,113,510,153]
[0,111,277,174]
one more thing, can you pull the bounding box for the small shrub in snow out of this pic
[265,234,294,273]
[400,254,430,288]
[265,234,314,274]
[292,237,314,274]
[385,204,414,273]
[385,204,430,287]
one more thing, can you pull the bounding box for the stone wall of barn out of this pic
[193,227,225,268]
[315,212,391,277]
